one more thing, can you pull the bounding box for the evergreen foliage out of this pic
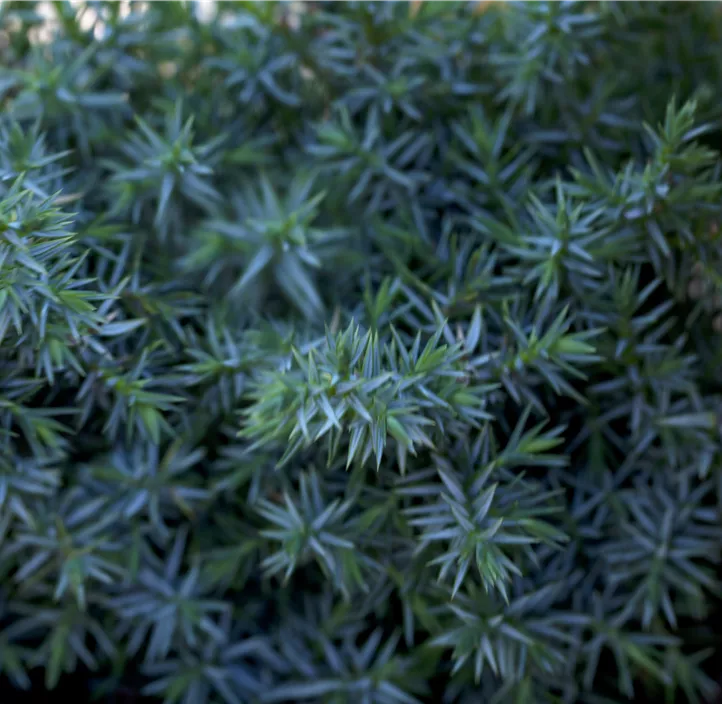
[0,1,721,702]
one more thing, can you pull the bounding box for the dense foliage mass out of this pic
[1,1,721,702]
